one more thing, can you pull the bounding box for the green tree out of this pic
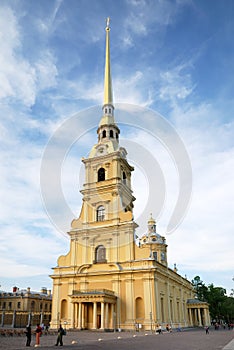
[192,276,234,323]
[191,276,208,301]
[206,284,226,321]
[222,297,234,323]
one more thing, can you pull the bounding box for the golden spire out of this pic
[103,17,113,107]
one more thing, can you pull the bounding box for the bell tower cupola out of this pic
[139,214,168,266]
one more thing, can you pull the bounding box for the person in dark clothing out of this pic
[25,324,31,346]
[55,324,64,346]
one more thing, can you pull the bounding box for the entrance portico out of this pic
[187,299,210,327]
[70,289,116,330]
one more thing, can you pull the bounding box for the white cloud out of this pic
[0,6,58,107]
[122,0,192,48]
[0,6,35,105]
[114,71,154,106]
[0,227,68,278]
[36,0,64,35]
[35,51,58,90]
[161,102,234,291]
[159,63,195,105]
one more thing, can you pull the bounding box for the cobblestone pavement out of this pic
[0,329,233,350]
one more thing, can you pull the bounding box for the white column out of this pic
[92,302,97,329]
[207,309,211,325]
[74,303,77,328]
[40,312,43,326]
[205,308,210,325]
[81,303,85,329]
[112,277,121,329]
[110,303,114,329]
[78,303,82,329]
[189,308,192,326]
[101,302,105,329]
[198,308,202,326]
[105,303,109,329]
[12,310,16,328]
[71,303,75,328]
[1,311,5,327]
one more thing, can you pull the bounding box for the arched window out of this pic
[31,301,35,311]
[98,168,105,181]
[95,245,106,263]
[123,171,126,184]
[102,130,106,138]
[96,205,105,221]
[110,130,114,138]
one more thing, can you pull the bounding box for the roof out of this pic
[187,298,208,305]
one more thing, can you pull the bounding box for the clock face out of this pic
[96,146,106,156]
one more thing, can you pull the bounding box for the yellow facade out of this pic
[50,20,210,331]
[0,287,52,328]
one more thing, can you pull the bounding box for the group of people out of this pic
[25,323,65,347]
[25,324,42,347]
[155,323,173,334]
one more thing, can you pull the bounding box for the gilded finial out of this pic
[106,17,110,30]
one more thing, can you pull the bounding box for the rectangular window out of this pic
[17,302,21,309]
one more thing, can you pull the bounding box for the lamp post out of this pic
[64,321,67,334]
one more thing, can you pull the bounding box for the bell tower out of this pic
[70,18,137,264]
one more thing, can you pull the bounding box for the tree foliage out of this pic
[192,276,234,322]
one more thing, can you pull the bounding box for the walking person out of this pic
[205,326,209,334]
[25,324,31,347]
[55,324,64,346]
[35,324,42,346]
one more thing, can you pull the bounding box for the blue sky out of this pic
[0,0,234,295]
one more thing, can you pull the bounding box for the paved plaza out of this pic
[0,328,233,350]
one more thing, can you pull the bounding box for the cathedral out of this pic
[50,20,210,331]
